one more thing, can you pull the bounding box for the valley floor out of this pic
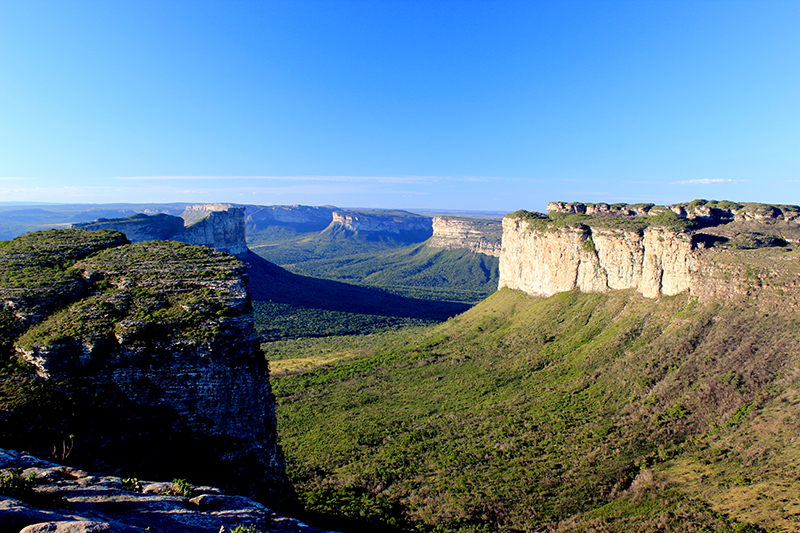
[268,288,800,532]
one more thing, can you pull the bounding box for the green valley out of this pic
[269,285,798,532]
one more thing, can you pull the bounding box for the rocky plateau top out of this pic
[500,200,800,303]
[1,229,288,508]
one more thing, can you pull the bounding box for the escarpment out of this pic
[72,204,248,256]
[500,200,800,301]
[0,229,289,507]
[427,216,502,257]
[326,209,433,238]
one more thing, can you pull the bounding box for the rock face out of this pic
[177,206,248,256]
[0,230,289,507]
[245,205,336,233]
[329,210,432,235]
[427,217,502,257]
[498,212,705,299]
[500,201,800,301]
[71,206,248,256]
[0,449,331,533]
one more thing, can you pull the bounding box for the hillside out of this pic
[270,203,800,532]
[271,286,797,532]
[274,244,499,303]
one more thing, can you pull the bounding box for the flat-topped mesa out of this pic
[245,205,336,232]
[428,216,502,257]
[500,200,800,301]
[71,205,248,256]
[176,205,248,256]
[328,209,433,235]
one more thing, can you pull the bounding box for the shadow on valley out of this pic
[242,251,471,339]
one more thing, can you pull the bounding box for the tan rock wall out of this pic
[428,217,502,257]
[499,217,698,299]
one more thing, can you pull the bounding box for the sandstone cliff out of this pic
[427,216,502,257]
[71,205,248,256]
[499,202,800,301]
[328,209,432,236]
[0,230,288,506]
[177,205,248,255]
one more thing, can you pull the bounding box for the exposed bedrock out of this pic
[498,218,699,299]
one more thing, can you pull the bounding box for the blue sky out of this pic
[1,0,798,213]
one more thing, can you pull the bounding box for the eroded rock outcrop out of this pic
[501,201,800,301]
[71,206,248,256]
[499,209,718,299]
[0,230,289,507]
[328,210,432,235]
[428,217,502,257]
[176,206,248,255]
[0,449,330,533]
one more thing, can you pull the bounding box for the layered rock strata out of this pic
[71,206,248,256]
[428,216,502,257]
[1,230,288,506]
[499,217,698,299]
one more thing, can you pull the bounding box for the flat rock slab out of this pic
[0,449,335,533]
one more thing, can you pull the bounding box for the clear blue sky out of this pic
[1,0,798,213]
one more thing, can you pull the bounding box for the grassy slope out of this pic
[271,288,799,532]
[249,223,499,303]
[278,243,499,303]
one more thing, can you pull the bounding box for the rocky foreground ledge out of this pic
[0,449,334,533]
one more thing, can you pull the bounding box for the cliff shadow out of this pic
[241,251,470,321]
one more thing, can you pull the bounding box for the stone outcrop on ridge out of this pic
[71,205,247,256]
[0,229,289,507]
[427,216,502,257]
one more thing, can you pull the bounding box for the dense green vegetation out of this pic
[242,251,470,340]
[276,244,499,303]
[511,209,697,233]
[272,288,798,532]
[253,301,437,340]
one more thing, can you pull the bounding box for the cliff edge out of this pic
[71,205,248,256]
[0,229,289,507]
[499,200,800,301]
[427,216,502,257]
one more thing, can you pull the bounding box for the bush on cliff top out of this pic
[510,209,695,233]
